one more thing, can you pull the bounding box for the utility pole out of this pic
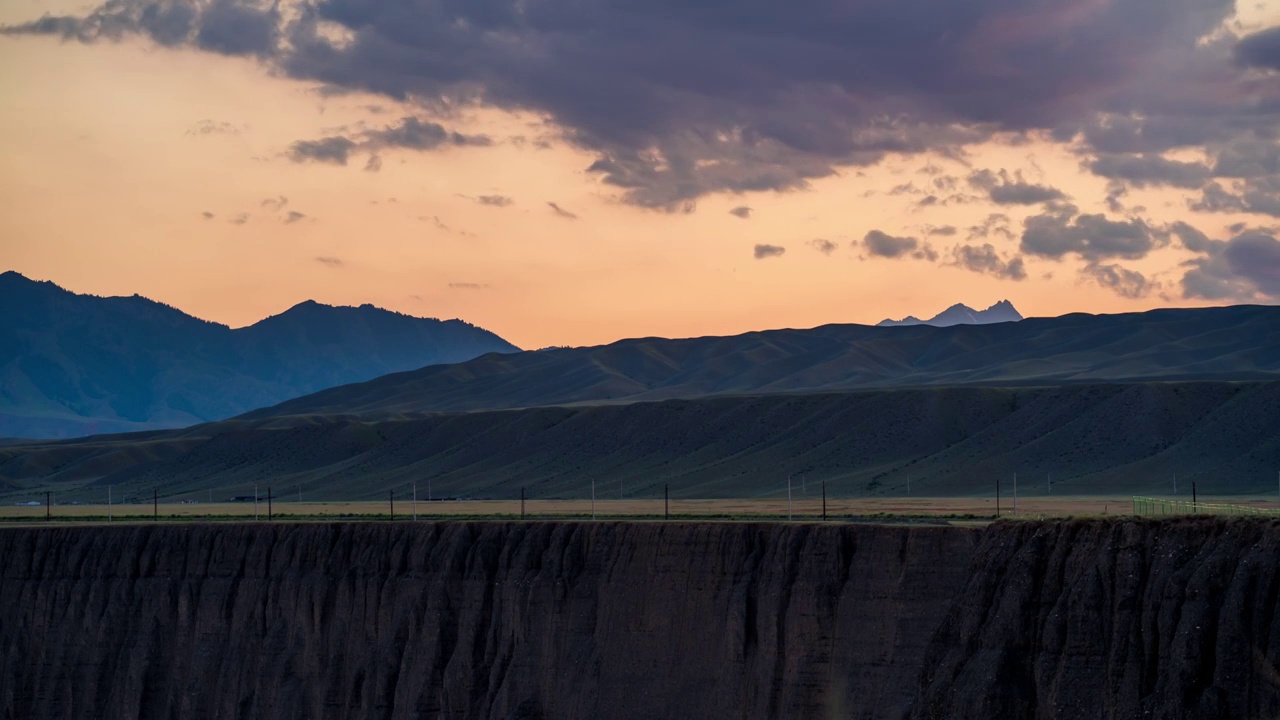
[1047,472,1051,496]
[255,484,259,521]
[1013,473,1017,515]
[413,482,417,521]
[591,479,596,521]
[1192,482,1197,514]
[153,490,157,521]
[664,484,669,520]
[1174,474,1177,496]
[268,487,272,521]
[388,489,394,520]
[297,485,302,503]
[822,481,826,521]
[520,486,526,519]
[46,492,51,522]
[787,475,793,521]
[996,476,1001,518]
[907,474,911,496]
[108,486,112,523]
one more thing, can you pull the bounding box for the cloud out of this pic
[201,211,215,220]
[315,256,344,267]
[729,206,753,219]
[808,238,837,255]
[928,225,958,236]
[288,136,356,164]
[288,117,489,166]
[967,213,1013,241]
[968,169,1066,205]
[448,282,490,289]
[7,0,1265,209]
[1178,228,1280,301]
[547,202,578,219]
[753,244,786,260]
[1235,27,1280,72]
[284,210,307,224]
[949,243,1027,280]
[888,182,922,196]
[476,195,514,207]
[862,230,919,259]
[1081,262,1159,298]
[261,195,288,210]
[1087,153,1212,189]
[229,212,249,225]
[1020,206,1163,262]
[186,119,240,136]
[1190,178,1280,218]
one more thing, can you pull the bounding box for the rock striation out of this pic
[1,519,1276,719]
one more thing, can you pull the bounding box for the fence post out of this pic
[153,490,157,521]
[664,484,669,520]
[521,486,525,519]
[46,492,51,522]
[268,487,273,521]
[1192,482,1197,514]
[996,476,1001,518]
[822,481,827,522]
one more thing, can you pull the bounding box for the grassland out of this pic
[4,496,1278,525]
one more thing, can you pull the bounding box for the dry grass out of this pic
[4,496,1278,523]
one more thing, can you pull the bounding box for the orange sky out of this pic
[1,2,1277,349]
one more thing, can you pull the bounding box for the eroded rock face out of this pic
[913,519,1280,720]
[0,519,1276,720]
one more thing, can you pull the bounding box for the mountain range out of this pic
[877,300,1024,327]
[244,304,1280,421]
[0,271,519,438]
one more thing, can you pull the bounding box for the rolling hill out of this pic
[1,382,1277,500]
[245,304,1280,421]
[0,271,519,438]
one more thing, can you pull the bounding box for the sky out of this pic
[2,0,1280,349]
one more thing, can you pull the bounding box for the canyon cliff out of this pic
[1,519,1276,719]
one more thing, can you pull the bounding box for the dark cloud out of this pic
[201,211,215,220]
[729,206,753,219]
[547,202,578,219]
[968,169,1066,205]
[1020,206,1163,262]
[809,238,837,255]
[1167,221,1215,253]
[1082,262,1159,298]
[1179,229,1280,301]
[448,282,491,290]
[949,243,1026,280]
[315,256,344,267]
[862,230,919,259]
[289,117,490,166]
[754,244,786,260]
[362,117,491,151]
[1222,231,1280,297]
[476,195,514,207]
[6,0,1264,209]
[1190,178,1280,217]
[928,225,958,237]
[229,212,249,225]
[1235,27,1280,72]
[261,195,288,210]
[1087,153,1212,189]
[284,210,307,224]
[889,182,923,196]
[288,136,356,164]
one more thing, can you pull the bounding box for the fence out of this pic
[1131,496,1280,518]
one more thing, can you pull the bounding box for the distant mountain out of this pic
[878,300,1023,327]
[0,271,519,438]
[244,304,1280,421]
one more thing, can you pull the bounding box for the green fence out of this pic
[1131,496,1280,518]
